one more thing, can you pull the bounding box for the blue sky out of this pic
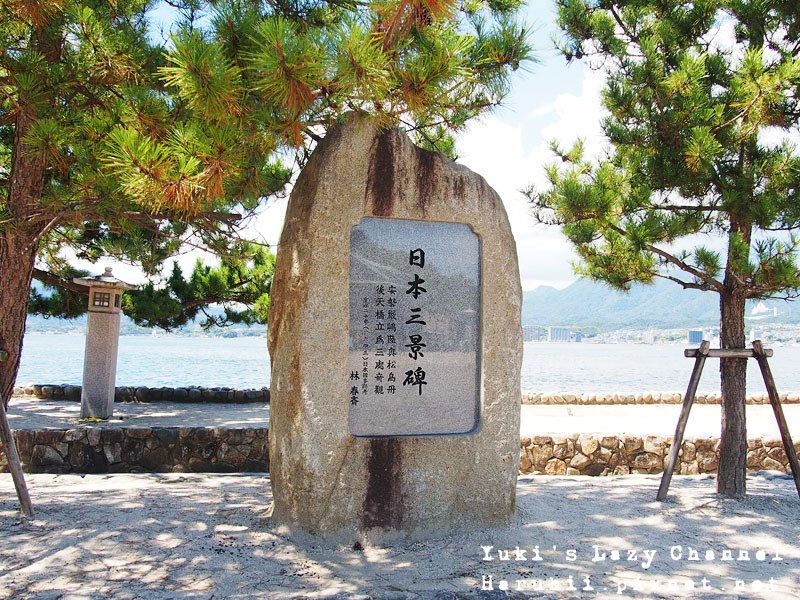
[456,0,604,290]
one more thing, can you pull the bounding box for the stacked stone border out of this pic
[14,384,270,403]
[15,386,800,405]
[522,392,800,405]
[520,434,799,476]
[0,428,268,474]
[1,427,795,476]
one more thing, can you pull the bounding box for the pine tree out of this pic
[528,0,800,497]
[0,0,530,407]
[30,243,275,330]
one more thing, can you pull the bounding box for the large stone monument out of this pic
[74,267,135,419]
[268,117,522,541]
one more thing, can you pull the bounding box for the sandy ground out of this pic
[1,473,798,599]
[4,398,799,598]
[7,398,800,438]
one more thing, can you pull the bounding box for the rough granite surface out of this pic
[267,117,522,542]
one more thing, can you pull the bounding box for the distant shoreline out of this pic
[23,330,268,338]
[22,330,800,346]
[18,334,800,394]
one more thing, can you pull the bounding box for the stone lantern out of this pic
[73,267,136,419]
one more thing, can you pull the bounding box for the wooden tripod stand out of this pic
[0,349,33,518]
[657,340,800,501]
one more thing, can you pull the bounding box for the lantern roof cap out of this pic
[73,267,137,290]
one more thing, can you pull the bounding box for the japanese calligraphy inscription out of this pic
[348,217,481,436]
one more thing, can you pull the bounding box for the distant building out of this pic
[687,329,704,345]
[548,326,571,342]
[523,325,546,342]
[748,301,778,321]
[642,330,656,344]
[574,331,583,343]
[750,327,764,343]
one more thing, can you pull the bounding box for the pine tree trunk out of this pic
[2,105,48,408]
[0,234,39,409]
[717,290,748,498]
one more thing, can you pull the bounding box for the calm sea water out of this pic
[17,334,271,390]
[15,333,800,393]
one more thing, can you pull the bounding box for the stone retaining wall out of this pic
[16,386,800,405]
[522,392,800,405]
[2,427,796,476]
[13,384,270,403]
[0,428,269,474]
[519,434,799,476]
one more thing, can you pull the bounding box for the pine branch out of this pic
[180,278,256,310]
[609,6,639,48]
[32,268,89,294]
[645,202,720,213]
[712,87,764,134]
[305,129,322,142]
[653,273,715,291]
[607,223,724,292]
[746,285,800,300]
[761,224,800,231]
[122,210,242,223]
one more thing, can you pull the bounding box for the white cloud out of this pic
[539,67,608,161]
[456,115,573,291]
[457,64,607,291]
[529,104,555,119]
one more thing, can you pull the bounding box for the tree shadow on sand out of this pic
[0,473,797,599]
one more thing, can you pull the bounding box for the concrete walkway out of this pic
[7,397,800,439]
[6,397,269,430]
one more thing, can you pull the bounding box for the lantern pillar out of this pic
[73,267,135,419]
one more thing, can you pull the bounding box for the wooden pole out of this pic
[752,340,800,500]
[657,340,710,501]
[0,351,34,519]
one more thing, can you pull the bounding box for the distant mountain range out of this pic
[23,277,800,334]
[522,278,800,330]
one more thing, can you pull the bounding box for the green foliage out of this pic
[529,0,800,306]
[145,0,532,152]
[161,28,245,121]
[30,244,276,330]
[29,266,90,320]
[123,244,276,330]
[3,0,530,333]
[413,126,458,160]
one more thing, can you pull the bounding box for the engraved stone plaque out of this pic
[348,217,481,436]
